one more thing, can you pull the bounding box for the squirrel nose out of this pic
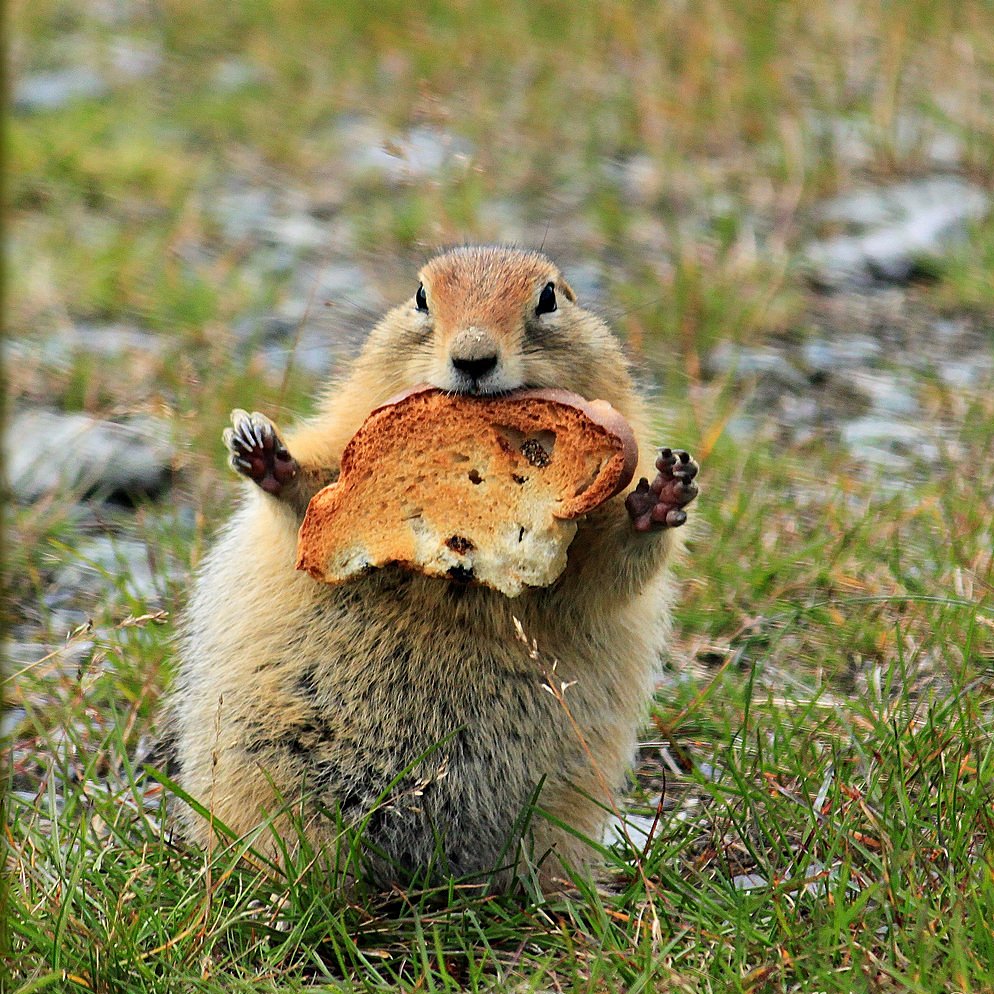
[451,354,499,380]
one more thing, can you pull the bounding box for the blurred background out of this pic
[9,1,994,404]
[8,0,994,760]
[7,3,994,988]
[9,0,994,774]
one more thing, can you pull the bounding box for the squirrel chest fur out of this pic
[167,246,698,891]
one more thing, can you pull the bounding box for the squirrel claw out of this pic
[223,409,300,497]
[626,448,699,532]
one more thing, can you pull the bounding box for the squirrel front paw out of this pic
[625,448,699,532]
[223,409,300,497]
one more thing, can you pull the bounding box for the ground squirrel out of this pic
[167,246,698,892]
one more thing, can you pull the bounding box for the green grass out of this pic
[6,0,994,991]
[7,406,993,991]
[7,588,994,991]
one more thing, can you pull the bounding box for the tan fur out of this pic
[167,247,686,892]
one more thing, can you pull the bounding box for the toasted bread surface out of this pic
[296,387,637,596]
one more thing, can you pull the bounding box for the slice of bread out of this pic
[295,386,638,597]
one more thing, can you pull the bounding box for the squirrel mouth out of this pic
[454,384,516,398]
[443,379,525,398]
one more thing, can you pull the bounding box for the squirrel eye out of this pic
[415,283,429,313]
[536,282,557,316]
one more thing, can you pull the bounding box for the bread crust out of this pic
[166,246,693,893]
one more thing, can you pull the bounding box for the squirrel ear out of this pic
[558,278,577,302]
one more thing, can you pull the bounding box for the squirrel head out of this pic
[347,246,636,425]
[411,246,578,396]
